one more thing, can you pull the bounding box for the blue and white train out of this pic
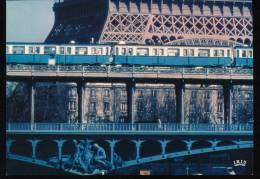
[6,43,253,67]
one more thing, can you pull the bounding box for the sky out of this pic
[6,0,55,42]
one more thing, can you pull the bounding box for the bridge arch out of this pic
[91,139,110,159]
[166,140,187,153]
[62,140,75,156]
[217,140,236,147]
[37,140,57,160]
[191,140,212,150]
[140,140,161,158]
[114,139,136,161]
[10,140,32,157]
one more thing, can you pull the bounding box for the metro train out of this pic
[6,43,253,67]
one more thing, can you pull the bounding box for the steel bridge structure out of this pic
[46,0,252,47]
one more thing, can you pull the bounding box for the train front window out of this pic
[198,49,210,57]
[242,50,247,57]
[13,46,25,54]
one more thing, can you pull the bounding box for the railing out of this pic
[6,123,253,132]
[6,65,253,75]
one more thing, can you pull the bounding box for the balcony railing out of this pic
[6,123,253,133]
[6,65,253,75]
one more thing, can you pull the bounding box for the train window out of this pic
[13,46,25,54]
[67,47,72,54]
[153,48,158,56]
[91,47,96,55]
[106,47,110,55]
[29,47,34,54]
[242,50,247,57]
[75,47,87,55]
[159,49,164,56]
[44,46,56,54]
[121,48,126,55]
[227,50,230,57]
[249,50,253,57]
[6,46,9,54]
[115,47,119,55]
[214,50,218,57]
[190,49,194,56]
[236,50,240,57]
[60,47,65,54]
[35,47,40,54]
[168,48,179,56]
[183,49,188,56]
[219,50,224,57]
[128,48,133,55]
[97,48,103,55]
[136,48,149,56]
[198,49,210,57]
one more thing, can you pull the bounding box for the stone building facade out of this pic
[6,82,253,124]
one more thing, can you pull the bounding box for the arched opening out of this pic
[161,36,169,43]
[166,140,187,153]
[191,140,212,150]
[62,140,75,157]
[114,140,135,161]
[244,38,251,46]
[237,38,243,44]
[170,36,176,41]
[229,38,235,42]
[152,35,161,45]
[10,140,32,157]
[217,140,236,147]
[37,140,57,160]
[145,39,153,45]
[140,140,161,158]
[177,36,183,39]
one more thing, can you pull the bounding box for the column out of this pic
[134,140,143,161]
[107,139,118,169]
[175,81,185,124]
[223,82,233,124]
[28,81,35,124]
[127,81,136,124]
[54,139,66,168]
[159,140,169,156]
[184,139,195,152]
[28,139,41,160]
[6,139,15,154]
[77,81,85,123]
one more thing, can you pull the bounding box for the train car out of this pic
[6,43,253,68]
[113,45,233,67]
[6,43,112,65]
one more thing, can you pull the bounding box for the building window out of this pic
[205,91,210,99]
[218,91,223,99]
[138,90,144,97]
[151,90,157,97]
[90,89,96,97]
[90,102,96,111]
[191,91,197,98]
[104,89,110,97]
[121,90,127,98]
[205,102,210,112]
[217,102,223,112]
[104,102,110,112]
[120,103,127,112]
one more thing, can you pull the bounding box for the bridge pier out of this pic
[54,139,66,169]
[77,81,85,123]
[127,81,136,124]
[175,81,185,124]
[28,81,35,124]
[133,140,143,162]
[6,139,15,154]
[107,139,118,169]
[28,139,41,160]
[159,140,169,157]
[223,82,233,124]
